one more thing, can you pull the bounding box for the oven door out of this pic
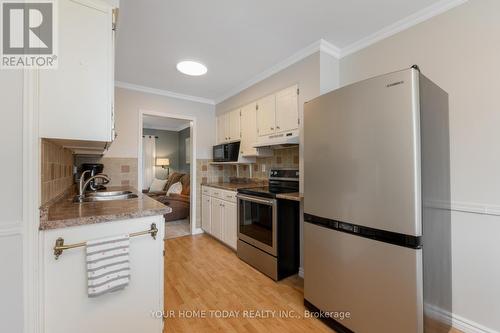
[237,194,277,256]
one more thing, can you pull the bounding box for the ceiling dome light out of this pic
[176,60,207,76]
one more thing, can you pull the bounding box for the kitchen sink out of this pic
[86,190,133,197]
[73,192,138,203]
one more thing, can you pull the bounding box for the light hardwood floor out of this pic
[164,234,462,333]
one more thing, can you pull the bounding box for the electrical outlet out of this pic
[261,164,266,172]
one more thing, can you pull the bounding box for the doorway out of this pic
[138,110,198,238]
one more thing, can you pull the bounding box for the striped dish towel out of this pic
[86,234,130,298]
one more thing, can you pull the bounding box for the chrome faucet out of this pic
[77,170,110,201]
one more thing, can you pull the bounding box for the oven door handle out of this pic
[236,194,276,206]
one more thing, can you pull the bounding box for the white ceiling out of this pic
[115,0,465,103]
[143,115,190,131]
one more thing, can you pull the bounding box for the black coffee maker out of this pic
[81,163,107,191]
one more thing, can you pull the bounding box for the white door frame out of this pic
[23,70,42,332]
[138,109,202,235]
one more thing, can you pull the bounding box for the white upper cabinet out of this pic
[256,94,276,137]
[229,109,241,141]
[217,113,227,143]
[240,102,258,157]
[39,0,115,143]
[216,84,299,148]
[256,85,298,138]
[217,109,241,143]
[275,85,299,133]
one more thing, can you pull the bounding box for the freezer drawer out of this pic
[304,221,423,333]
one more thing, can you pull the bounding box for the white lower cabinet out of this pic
[222,202,238,249]
[41,215,165,333]
[202,186,238,250]
[201,194,211,233]
[210,198,223,240]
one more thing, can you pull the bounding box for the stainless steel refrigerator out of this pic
[303,66,451,333]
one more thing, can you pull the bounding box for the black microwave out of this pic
[213,142,240,162]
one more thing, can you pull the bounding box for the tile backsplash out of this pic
[74,156,138,189]
[195,146,299,229]
[41,139,74,205]
[100,157,138,188]
[197,146,299,184]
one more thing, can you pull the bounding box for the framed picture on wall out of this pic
[186,138,191,164]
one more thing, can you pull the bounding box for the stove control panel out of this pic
[269,169,299,180]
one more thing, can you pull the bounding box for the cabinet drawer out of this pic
[209,188,223,198]
[220,190,237,203]
[201,186,211,195]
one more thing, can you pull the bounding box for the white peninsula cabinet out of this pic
[39,0,116,144]
[41,216,165,333]
[201,186,238,250]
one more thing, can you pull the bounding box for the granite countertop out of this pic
[276,192,303,202]
[39,186,171,231]
[202,182,265,191]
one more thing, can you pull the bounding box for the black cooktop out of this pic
[238,186,297,198]
[238,169,299,198]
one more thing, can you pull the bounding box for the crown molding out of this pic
[214,0,468,104]
[319,39,341,58]
[143,123,190,132]
[115,81,215,105]
[214,39,338,104]
[117,0,468,106]
[340,0,469,57]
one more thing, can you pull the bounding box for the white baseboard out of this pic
[425,303,498,333]
[298,267,304,278]
[192,228,204,235]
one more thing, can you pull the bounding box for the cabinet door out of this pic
[39,0,114,142]
[217,114,227,143]
[222,201,238,250]
[240,103,258,156]
[42,216,164,333]
[228,109,241,141]
[210,198,223,240]
[275,85,299,132]
[257,94,276,136]
[201,195,211,233]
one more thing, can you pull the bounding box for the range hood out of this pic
[253,129,299,149]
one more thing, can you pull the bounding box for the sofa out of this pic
[143,172,190,222]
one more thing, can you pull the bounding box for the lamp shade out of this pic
[156,158,170,166]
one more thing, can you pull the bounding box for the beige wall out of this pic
[109,87,215,229]
[107,87,216,159]
[339,1,500,330]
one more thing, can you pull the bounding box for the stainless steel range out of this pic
[236,169,300,280]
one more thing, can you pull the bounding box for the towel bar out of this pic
[53,223,158,260]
